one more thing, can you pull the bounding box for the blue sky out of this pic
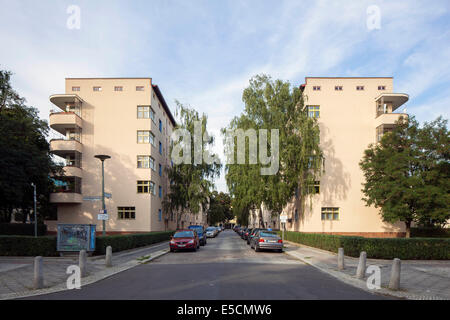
[1,0,449,192]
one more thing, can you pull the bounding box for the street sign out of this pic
[280,213,288,223]
[98,214,109,221]
[99,209,107,214]
[83,193,112,201]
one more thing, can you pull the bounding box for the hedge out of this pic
[0,223,47,236]
[0,231,175,256]
[411,227,450,238]
[278,231,450,260]
[0,236,58,256]
[95,231,175,255]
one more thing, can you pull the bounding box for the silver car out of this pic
[250,230,283,252]
[205,227,217,238]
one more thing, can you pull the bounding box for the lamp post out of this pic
[94,155,111,236]
[31,183,37,238]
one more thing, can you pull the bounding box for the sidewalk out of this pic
[283,241,450,300]
[0,241,169,300]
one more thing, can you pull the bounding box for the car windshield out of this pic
[206,227,215,231]
[260,232,278,237]
[174,231,194,238]
[189,226,203,231]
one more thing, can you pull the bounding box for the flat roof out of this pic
[66,77,152,80]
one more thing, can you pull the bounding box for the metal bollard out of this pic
[338,248,345,270]
[356,251,367,279]
[33,256,44,289]
[389,258,401,290]
[105,246,112,267]
[79,250,87,277]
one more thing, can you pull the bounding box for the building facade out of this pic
[46,78,178,233]
[282,77,408,237]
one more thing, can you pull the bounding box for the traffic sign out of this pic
[280,213,288,223]
[98,214,109,221]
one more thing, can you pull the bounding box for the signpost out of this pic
[280,213,288,244]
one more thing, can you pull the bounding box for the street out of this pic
[27,230,388,300]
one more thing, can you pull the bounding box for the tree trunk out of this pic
[405,221,411,238]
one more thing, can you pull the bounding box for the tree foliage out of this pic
[163,102,221,229]
[360,116,449,237]
[0,70,62,223]
[224,75,323,225]
[207,191,232,225]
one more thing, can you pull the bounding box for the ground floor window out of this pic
[118,207,135,220]
[321,207,339,220]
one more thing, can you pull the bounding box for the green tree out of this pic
[207,191,232,225]
[360,116,449,237]
[163,102,221,229]
[0,70,62,224]
[224,75,323,226]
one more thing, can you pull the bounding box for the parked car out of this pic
[247,228,264,245]
[243,228,253,241]
[233,225,240,232]
[188,225,207,246]
[205,226,218,238]
[238,227,247,237]
[240,227,248,239]
[170,229,200,252]
[250,230,283,252]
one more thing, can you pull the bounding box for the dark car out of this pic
[169,229,200,252]
[188,225,207,246]
[243,228,253,241]
[240,227,248,239]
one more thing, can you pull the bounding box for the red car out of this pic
[169,229,200,252]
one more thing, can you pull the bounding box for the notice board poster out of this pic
[57,224,96,252]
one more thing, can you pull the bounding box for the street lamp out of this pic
[31,183,37,238]
[94,154,111,236]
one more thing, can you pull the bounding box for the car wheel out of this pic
[193,246,197,252]
[255,246,260,252]
[205,239,207,245]
[170,248,174,252]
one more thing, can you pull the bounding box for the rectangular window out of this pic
[114,86,123,91]
[321,207,339,220]
[137,180,150,193]
[93,86,102,92]
[159,164,162,176]
[150,181,156,195]
[307,105,320,118]
[378,85,386,90]
[308,181,320,194]
[137,130,154,145]
[118,207,135,220]
[136,86,145,91]
[294,209,299,222]
[137,155,154,169]
[137,106,150,119]
[159,119,162,132]
[334,86,343,91]
[159,141,162,154]
[158,209,162,222]
[356,86,364,91]
[72,86,80,92]
[313,86,321,91]
[158,185,162,198]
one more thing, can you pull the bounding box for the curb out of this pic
[283,241,445,300]
[0,249,169,300]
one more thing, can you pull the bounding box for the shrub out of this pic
[0,223,47,236]
[279,231,450,260]
[0,236,58,256]
[411,227,450,238]
[95,231,175,255]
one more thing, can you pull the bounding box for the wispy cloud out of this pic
[0,0,449,192]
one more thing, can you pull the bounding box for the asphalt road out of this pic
[28,230,388,300]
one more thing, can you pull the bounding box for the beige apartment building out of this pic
[250,77,409,237]
[45,77,183,233]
